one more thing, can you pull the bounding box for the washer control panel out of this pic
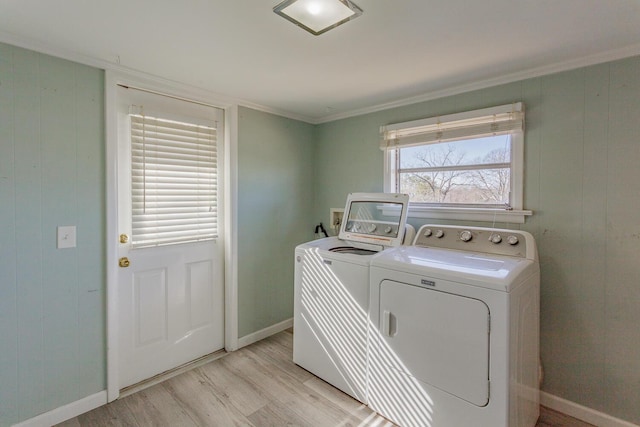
[344,220,399,238]
[413,224,535,259]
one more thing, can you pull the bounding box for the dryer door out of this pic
[377,279,490,406]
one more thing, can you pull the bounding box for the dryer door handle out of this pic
[382,310,397,337]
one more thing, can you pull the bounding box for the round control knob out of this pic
[423,228,433,237]
[460,230,472,242]
[435,229,445,238]
[384,226,393,234]
[489,234,502,244]
[368,224,377,233]
[507,235,519,245]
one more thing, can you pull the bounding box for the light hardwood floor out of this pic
[58,330,594,427]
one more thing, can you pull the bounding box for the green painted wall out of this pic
[314,56,640,424]
[0,44,105,426]
[237,106,315,338]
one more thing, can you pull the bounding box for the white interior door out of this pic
[115,86,224,389]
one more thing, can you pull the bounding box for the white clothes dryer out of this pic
[368,225,540,427]
[293,193,409,402]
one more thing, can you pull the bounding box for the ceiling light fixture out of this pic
[273,0,363,36]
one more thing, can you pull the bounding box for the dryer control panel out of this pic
[413,225,537,260]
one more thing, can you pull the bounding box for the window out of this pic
[130,112,219,248]
[381,103,531,223]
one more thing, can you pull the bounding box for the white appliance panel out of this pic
[371,245,536,291]
[293,245,370,401]
[368,225,539,427]
[510,275,541,426]
[378,279,490,406]
[293,193,410,404]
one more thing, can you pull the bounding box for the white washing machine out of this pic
[293,193,410,402]
[368,225,540,427]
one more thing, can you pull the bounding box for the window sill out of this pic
[382,205,532,224]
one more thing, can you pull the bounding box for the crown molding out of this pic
[3,30,640,126]
[0,30,316,124]
[313,43,640,124]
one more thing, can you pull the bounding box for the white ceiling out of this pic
[2,0,640,123]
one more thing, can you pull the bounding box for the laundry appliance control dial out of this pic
[489,234,502,244]
[460,230,472,242]
[413,225,532,258]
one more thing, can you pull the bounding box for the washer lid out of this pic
[338,193,410,248]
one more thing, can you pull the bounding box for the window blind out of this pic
[130,113,218,248]
[380,103,524,150]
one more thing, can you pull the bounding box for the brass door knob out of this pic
[119,234,129,243]
[119,257,130,268]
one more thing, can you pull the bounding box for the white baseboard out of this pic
[237,317,293,349]
[13,391,107,427]
[541,391,639,427]
[11,317,292,426]
[11,374,638,427]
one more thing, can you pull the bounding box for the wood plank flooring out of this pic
[57,330,594,427]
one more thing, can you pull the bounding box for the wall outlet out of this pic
[330,208,344,233]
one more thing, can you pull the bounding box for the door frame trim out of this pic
[105,70,239,402]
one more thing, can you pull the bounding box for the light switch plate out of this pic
[57,226,76,249]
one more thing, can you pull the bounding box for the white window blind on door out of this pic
[130,113,218,248]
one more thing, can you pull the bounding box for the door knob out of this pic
[119,257,130,268]
[119,234,129,243]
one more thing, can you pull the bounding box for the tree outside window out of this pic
[397,135,512,207]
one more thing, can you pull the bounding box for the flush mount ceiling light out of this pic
[273,0,363,36]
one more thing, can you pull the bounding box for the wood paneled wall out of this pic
[314,56,640,425]
[0,43,105,426]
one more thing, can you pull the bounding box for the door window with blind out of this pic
[130,112,218,247]
[116,86,224,248]
[381,103,531,222]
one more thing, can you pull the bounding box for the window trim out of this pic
[381,103,532,223]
